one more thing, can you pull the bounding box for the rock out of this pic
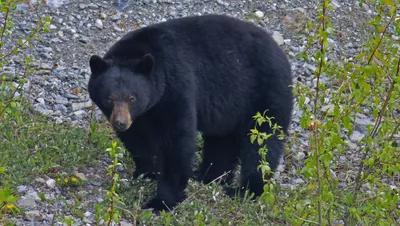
[321,104,336,115]
[33,103,52,115]
[15,4,29,13]
[272,31,284,46]
[17,185,28,193]
[55,96,69,105]
[293,178,304,184]
[71,101,92,111]
[73,110,86,117]
[0,67,16,80]
[110,13,122,21]
[294,152,305,161]
[354,113,374,135]
[303,63,317,73]
[36,98,45,105]
[350,131,364,143]
[84,211,92,217]
[46,179,56,188]
[64,93,79,99]
[79,4,86,10]
[95,19,104,29]
[75,172,88,181]
[18,197,36,208]
[54,104,68,114]
[78,36,90,44]
[255,10,264,18]
[27,190,41,201]
[35,177,46,184]
[25,210,43,221]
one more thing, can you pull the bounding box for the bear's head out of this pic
[88,54,155,132]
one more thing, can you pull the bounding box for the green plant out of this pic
[96,140,131,226]
[0,184,20,225]
[0,1,50,225]
[254,0,400,225]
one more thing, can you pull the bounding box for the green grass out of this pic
[119,179,290,225]
[0,99,291,225]
[0,101,112,187]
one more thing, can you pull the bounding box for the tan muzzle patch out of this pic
[110,102,132,132]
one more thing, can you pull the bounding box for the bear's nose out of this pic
[114,119,127,131]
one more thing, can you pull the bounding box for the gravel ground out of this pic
[1,0,399,225]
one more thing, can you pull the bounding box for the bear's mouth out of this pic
[110,103,133,132]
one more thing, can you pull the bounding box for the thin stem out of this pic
[0,1,12,43]
[313,0,328,225]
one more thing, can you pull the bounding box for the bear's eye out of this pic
[129,96,136,104]
[107,97,113,105]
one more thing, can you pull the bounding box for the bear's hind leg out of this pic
[224,132,283,199]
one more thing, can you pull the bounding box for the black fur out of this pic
[88,14,293,212]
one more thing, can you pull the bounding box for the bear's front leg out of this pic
[117,127,161,180]
[143,106,196,213]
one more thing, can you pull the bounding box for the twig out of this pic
[293,214,320,225]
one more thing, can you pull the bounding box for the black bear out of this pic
[88,14,293,212]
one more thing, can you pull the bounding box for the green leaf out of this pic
[363,65,374,75]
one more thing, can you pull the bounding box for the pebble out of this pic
[293,178,304,184]
[79,4,86,10]
[71,101,92,111]
[255,10,264,18]
[64,93,79,99]
[46,179,56,188]
[95,19,104,29]
[111,13,122,21]
[293,152,306,161]
[25,210,43,221]
[18,197,36,208]
[0,67,16,80]
[17,185,28,193]
[75,172,88,181]
[350,131,365,143]
[36,98,45,104]
[272,31,284,46]
[355,113,374,135]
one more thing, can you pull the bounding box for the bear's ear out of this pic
[89,55,108,76]
[136,54,154,76]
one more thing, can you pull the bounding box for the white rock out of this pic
[84,211,92,217]
[272,31,284,46]
[46,179,56,188]
[255,10,264,18]
[36,98,45,105]
[95,19,103,29]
